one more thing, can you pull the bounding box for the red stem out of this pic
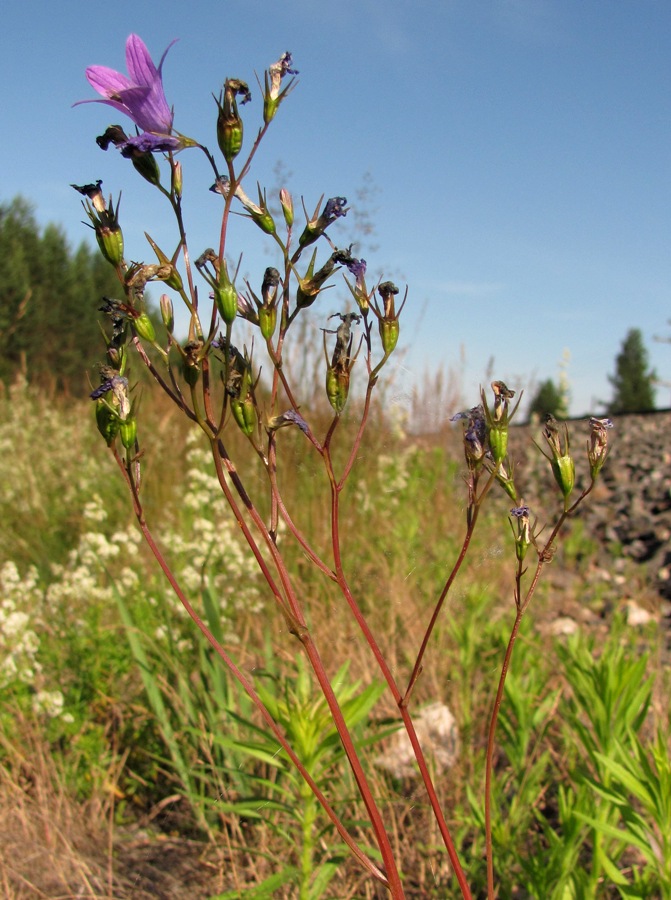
[112,449,388,888]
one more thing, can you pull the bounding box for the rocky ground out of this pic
[507,409,671,631]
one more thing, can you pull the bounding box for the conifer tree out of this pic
[528,378,564,420]
[0,196,119,393]
[608,328,656,413]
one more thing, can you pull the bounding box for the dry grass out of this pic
[0,719,228,899]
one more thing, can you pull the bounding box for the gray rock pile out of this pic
[509,411,671,602]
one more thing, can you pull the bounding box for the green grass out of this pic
[0,379,668,898]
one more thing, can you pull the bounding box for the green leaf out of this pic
[209,865,300,899]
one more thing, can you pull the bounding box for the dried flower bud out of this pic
[587,416,613,480]
[510,505,531,562]
[182,341,202,386]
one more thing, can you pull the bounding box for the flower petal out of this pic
[85,64,132,98]
[124,34,159,85]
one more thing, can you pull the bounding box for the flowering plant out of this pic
[74,35,612,898]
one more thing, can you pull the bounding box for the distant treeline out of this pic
[0,196,120,395]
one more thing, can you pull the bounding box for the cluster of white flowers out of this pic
[377,448,414,501]
[0,562,72,721]
[46,494,141,609]
[0,561,42,687]
[158,434,264,639]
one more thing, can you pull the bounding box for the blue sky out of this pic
[2,0,669,416]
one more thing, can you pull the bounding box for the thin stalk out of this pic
[323,445,472,899]
[484,481,596,898]
[208,441,406,897]
[113,448,389,889]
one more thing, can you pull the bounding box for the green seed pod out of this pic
[96,226,124,268]
[214,282,238,325]
[326,367,350,414]
[379,318,399,355]
[133,312,156,343]
[488,423,509,465]
[258,305,277,339]
[183,358,200,387]
[551,454,575,500]
[119,417,137,450]
[131,151,161,186]
[219,119,243,162]
[216,79,249,163]
[231,396,257,436]
[96,400,119,447]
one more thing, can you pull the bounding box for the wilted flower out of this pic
[267,409,309,435]
[76,34,177,135]
[298,196,348,249]
[482,380,518,465]
[215,78,250,162]
[370,281,407,355]
[90,372,130,420]
[71,181,124,266]
[295,250,338,309]
[451,405,487,470]
[264,52,298,122]
[267,52,298,100]
[509,505,531,561]
[587,416,613,479]
[490,380,516,422]
[540,414,575,506]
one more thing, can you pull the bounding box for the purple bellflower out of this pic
[76,34,177,142]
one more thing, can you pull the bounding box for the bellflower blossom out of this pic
[76,34,180,150]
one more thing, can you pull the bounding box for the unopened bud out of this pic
[279,188,294,227]
[160,294,174,333]
[172,161,183,199]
